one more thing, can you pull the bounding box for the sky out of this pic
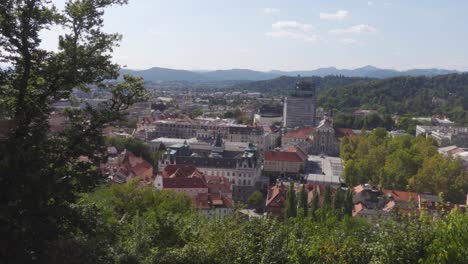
[41,0,468,71]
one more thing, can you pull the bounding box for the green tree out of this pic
[332,186,343,211]
[297,184,308,217]
[424,211,468,264]
[105,137,155,164]
[0,1,147,262]
[284,183,297,219]
[343,188,354,216]
[310,188,319,217]
[247,191,264,208]
[189,108,203,118]
[323,185,332,208]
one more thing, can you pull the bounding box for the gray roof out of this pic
[306,155,343,184]
[176,156,237,168]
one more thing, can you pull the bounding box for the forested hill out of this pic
[318,73,468,124]
[227,75,373,95]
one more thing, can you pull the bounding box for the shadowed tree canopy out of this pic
[0,0,147,263]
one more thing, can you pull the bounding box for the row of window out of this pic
[204,170,253,178]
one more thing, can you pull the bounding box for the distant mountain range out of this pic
[120,66,459,83]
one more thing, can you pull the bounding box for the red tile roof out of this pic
[283,127,315,140]
[193,193,210,209]
[264,150,304,162]
[192,192,233,209]
[163,177,207,189]
[162,164,200,178]
[335,128,354,138]
[127,152,153,177]
[266,183,288,208]
[382,189,418,203]
[352,202,367,217]
[204,175,231,194]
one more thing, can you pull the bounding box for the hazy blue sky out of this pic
[42,0,468,71]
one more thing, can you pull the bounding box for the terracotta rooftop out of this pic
[266,183,288,208]
[353,202,367,217]
[264,150,304,162]
[161,164,201,178]
[382,189,418,203]
[162,177,207,189]
[204,175,231,194]
[283,127,315,140]
[192,192,233,209]
[335,128,355,138]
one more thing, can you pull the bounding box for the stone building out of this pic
[158,134,261,202]
[263,148,307,176]
[281,118,354,156]
[416,125,468,147]
[142,118,276,151]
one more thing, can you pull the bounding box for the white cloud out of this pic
[319,10,349,20]
[272,21,312,32]
[340,38,358,44]
[367,1,374,6]
[262,8,280,14]
[266,21,321,43]
[329,24,377,35]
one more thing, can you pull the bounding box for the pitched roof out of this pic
[266,183,288,208]
[264,150,304,162]
[204,175,231,194]
[161,164,200,178]
[162,177,207,189]
[192,192,233,209]
[283,127,315,140]
[335,128,355,138]
[127,153,153,177]
[382,189,418,203]
[353,202,367,217]
[175,156,238,168]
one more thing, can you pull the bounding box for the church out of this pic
[282,118,354,156]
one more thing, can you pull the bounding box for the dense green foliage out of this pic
[285,183,297,218]
[247,190,264,208]
[333,113,394,130]
[341,129,468,203]
[105,136,161,166]
[228,76,373,96]
[77,183,468,264]
[319,74,468,125]
[395,115,432,134]
[1,1,467,263]
[0,1,147,262]
[80,182,195,263]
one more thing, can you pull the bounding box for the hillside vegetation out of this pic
[228,75,373,95]
[319,73,468,124]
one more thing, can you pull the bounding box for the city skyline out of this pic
[40,0,468,71]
